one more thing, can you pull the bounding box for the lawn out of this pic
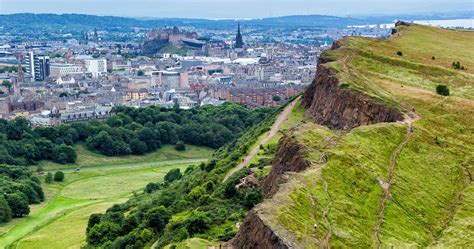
[0,145,212,248]
[37,144,213,171]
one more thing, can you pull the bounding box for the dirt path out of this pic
[320,180,333,248]
[222,98,299,182]
[373,112,420,248]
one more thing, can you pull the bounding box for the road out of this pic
[223,98,299,182]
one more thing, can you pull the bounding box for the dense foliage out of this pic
[84,103,282,248]
[0,103,272,165]
[0,165,44,222]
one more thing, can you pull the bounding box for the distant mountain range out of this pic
[0,12,471,32]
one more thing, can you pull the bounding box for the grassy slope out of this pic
[257,24,474,247]
[37,144,213,171]
[0,145,212,248]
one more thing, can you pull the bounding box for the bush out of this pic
[175,141,185,151]
[45,172,53,183]
[436,85,450,96]
[52,144,77,164]
[54,171,65,182]
[396,51,403,56]
[5,193,30,217]
[452,61,464,70]
[164,168,182,183]
[87,221,121,245]
[0,195,12,222]
[145,206,171,232]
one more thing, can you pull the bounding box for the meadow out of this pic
[0,145,212,248]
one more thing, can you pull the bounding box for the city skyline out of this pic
[1,0,472,19]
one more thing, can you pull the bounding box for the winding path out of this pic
[223,98,299,182]
[373,112,420,248]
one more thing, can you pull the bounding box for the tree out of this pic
[0,195,12,222]
[52,144,77,164]
[45,172,53,183]
[54,171,65,182]
[272,95,281,101]
[86,221,121,245]
[175,141,185,151]
[5,193,30,217]
[164,168,182,183]
[137,70,144,76]
[144,206,171,232]
[183,210,211,235]
[130,139,148,155]
[396,51,403,56]
[436,85,450,96]
[2,80,12,92]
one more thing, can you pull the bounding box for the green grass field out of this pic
[0,145,212,248]
[255,24,474,247]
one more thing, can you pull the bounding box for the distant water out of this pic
[349,19,474,29]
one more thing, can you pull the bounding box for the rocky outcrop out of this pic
[262,134,310,197]
[229,37,404,247]
[303,64,403,130]
[227,211,288,249]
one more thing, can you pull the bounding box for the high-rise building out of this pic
[26,52,50,81]
[235,23,244,49]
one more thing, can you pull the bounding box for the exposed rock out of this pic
[303,64,403,130]
[227,211,289,249]
[262,134,310,197]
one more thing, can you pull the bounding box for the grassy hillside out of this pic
[0,144,211,248]
[257,24,474,247]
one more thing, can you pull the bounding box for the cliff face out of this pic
[227,211,288,249]
[262,134,310,197]
[302,64,403,130]
[229,40,404,247]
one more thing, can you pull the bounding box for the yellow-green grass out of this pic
[38,144,213,171]
[0,158,205,248]
[15,200,121,249]
[257,24,474,247]
[164,238,221,249]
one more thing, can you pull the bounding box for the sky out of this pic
[0,0,472,19]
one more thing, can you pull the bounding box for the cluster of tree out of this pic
[0,118,77,165]
[45,171,65,183]
[0,103,271,166]
[0,165,44,222]
[85,103,272,156]
[84,104,281,248]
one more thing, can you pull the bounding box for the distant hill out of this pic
[0,13,363,31]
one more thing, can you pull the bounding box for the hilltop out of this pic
[231,23,474,247]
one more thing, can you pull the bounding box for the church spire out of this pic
[235,22,243,49]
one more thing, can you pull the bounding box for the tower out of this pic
[49,106,61,126]
[235,22,243,49]
[94,28,99,43]
[15,52,24,95]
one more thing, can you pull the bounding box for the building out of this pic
[235,23,244,49]
[85,59,107,78]
[50,63,83,78]
[26,52,50,81]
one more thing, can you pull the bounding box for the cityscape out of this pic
[0,2,473,248]
[0,13,410,126]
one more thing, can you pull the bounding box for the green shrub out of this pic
[45,172,53,183]
[175,141,185,151]
[396,51,403,56]
[54,171,65,182]
[436,85,450,96]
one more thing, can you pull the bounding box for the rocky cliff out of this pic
[262,134,310,197]
[229,38,405,247]
[302,64,403,130]
[227,211,288,249]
